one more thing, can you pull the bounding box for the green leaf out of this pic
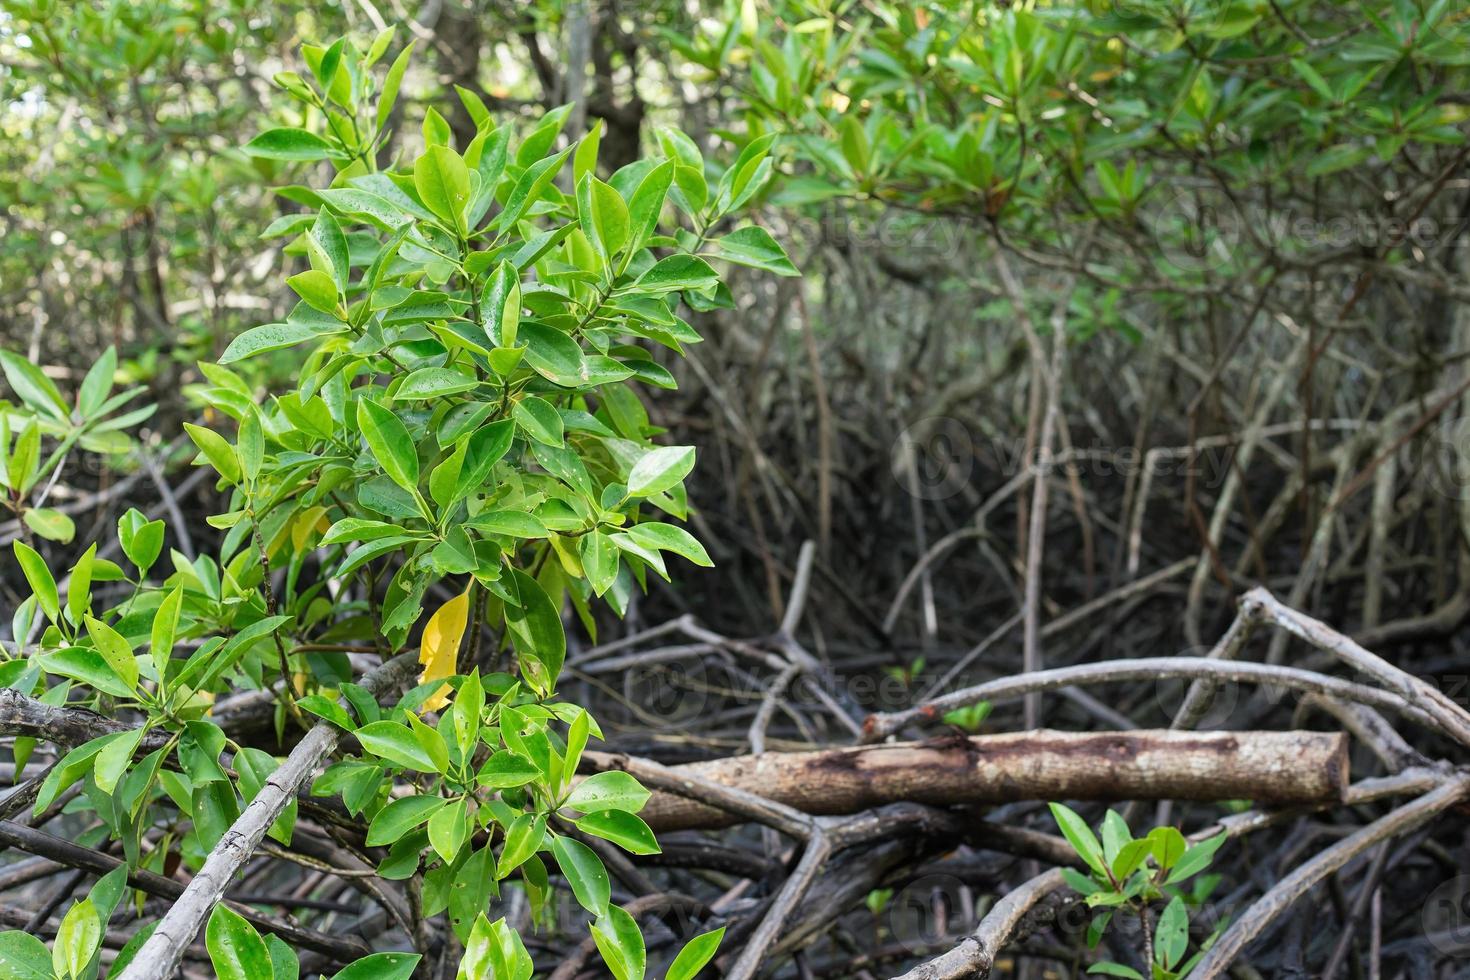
[1087,963,1144,979]
[481,261,522,349]
[512,395,564,446]
[1049,803,1106,877]
[266,935,299,980]
[454,419,516,500]
[77,347,116,417]
[13,541,59,623]
[1165,830,1228,884]
[297,695,357,731]
[184,422,242,485]
[518,321,587,386]
[396,367,479,400]
[635,254,719,294]
[1060,866,1104,896]
[405,712,449,772]
[53,897,101,980]
[0,350,69,420]
[566,771,650,814]
[626,446,695,498]
[503,569,565,696]
[109,922,160,976]
[330,952,421,980]
[576,810,660,855]
[552,835,610,915]
[427,797,469,863]
[85,614,138,693]
[448,846,496,943]
[245,128,334,160]
[1148,826,1188,872]
[319,518,407,547]
[220,322,342,364]
[1306,143,1371,178]
[23,508,75,544]
[624,522,712,567]
[366,795,448,846]
[1154,896,1188,970]
[712,226,799,276]
[591,904,646,980]
[148,584,182,681]
[627,160,674,250]
[415,145,472,232]
[496,812,547,879]
[287,269,340,314]
[666,926,725,980]
[498,146,573,230]
[357,399,420,494]
[118,509,165,574]
[92,726,143,795]
[377,43,416,131]
[580,531,618,596]
[38,648,134,699]
[67,542,96,623]
[1290,58,1334,101]
[308,209,350,289]
[1101,810,1130,865]
[465,510,549,539]
[476,750,543,789]
[1111,839,1152,881]
[0,931,54,980]
[580,174,631,263]
[355,721,440,773]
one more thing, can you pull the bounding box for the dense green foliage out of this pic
[0,26,792,980]
[1,1,1468,977]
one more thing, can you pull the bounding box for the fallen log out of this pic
[599,729,1348,831]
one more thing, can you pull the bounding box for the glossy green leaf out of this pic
[355,721,440,773]
[12,541,58,623]
[427,797,469,863]
[626,446,695,498]
[357,399,420,494]
[666,927,725,980]
[23,508,74,544]
[551,835,610,915]
[415,145,471,232]
[591,904,646,980]
[566,771,651,814]
[245,128,334,160]
[576,810,660,855]
[496,812,547,879]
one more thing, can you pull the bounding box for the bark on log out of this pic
[618,730,1348,831]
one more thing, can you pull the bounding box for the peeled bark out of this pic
[628,729,1348,831]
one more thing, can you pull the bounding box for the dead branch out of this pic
[609,730,1346,832]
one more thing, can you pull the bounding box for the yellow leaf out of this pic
[419,587,471,711]
[292,505,330,551]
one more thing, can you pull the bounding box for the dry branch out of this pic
[113,652,417,980]
[0,820,369,960]
[621,729,1346,831]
